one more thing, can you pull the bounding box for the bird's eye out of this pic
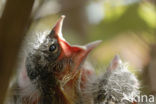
[49,44,57,52]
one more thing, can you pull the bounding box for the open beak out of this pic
[47,15,102,102]
[51,15,102,61]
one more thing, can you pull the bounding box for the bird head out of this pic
[26,15,101,88]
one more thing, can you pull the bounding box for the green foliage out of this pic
[89,3,155,41]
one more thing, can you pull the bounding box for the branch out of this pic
[0,0,34,103]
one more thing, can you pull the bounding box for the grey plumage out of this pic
[83,55,140,104]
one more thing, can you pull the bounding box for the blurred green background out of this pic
[0,0,156,96]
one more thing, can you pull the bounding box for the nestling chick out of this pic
[6,15,101,104]
[6,16,140,104]
[90,55,140,104]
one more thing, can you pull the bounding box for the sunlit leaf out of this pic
[138,2,156,28]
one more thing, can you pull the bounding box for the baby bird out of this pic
[6,15,101,104]
[6,16,140,104]
[90,55,140,104]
